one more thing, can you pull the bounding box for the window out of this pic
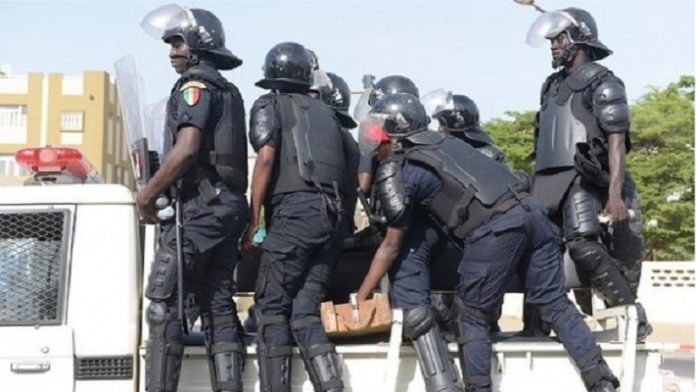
[0,105,28,144]
[60,111,83,131]
[0,210,70,326]
[60,111,84,145]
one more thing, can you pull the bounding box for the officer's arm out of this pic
[356,227,405,301]
[358,172,374,194]
[248,145,275,230]
[593,77,630,221]
[358,154,376,193]
[139,126,201,203]
[606,133,627,213]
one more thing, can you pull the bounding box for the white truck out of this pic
[0,147,664,392]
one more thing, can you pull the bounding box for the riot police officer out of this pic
[424,90,514,333]
[526,7,650,337]
[242,42,348,392]
[430,92,505,164]
[357,75,420,193]
[136,5,248,392]
[356,93,620,392]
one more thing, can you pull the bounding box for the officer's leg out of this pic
[563,186,651,339]
[392,226,460,392]
[609,173,644,294]
[291,242,343,392]
[145,245,185,392]
[405,306,461,392]
[254,250,294,392]
[524,201,619,391]
[453,209,528,392]
[198,242,245,392]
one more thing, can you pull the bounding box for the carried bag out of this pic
[320,293,392,338]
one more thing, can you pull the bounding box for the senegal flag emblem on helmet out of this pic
[179,81,207,106]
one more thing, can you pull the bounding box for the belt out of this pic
[491,191,530,218]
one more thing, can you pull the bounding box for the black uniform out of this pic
[531,61,649,334]
[144,64,248,392]
[375,131,618,392]
[250,92,348,392]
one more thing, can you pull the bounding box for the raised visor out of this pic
[0,184,134,205]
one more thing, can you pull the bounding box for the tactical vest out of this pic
[339,127,360,223]
[536,62,609,173]
[167,65,248,190]
[269,93,347,198]
[381,132,523,243]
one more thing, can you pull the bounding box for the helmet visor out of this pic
[358,115,390,156]
[141,4,194,41]
[353,86,374,123]
[310,69,332,92]
[526,10,575,47]
[421,89,454,119]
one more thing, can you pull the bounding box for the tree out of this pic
[484,75,694,260]
[628,75,694,260]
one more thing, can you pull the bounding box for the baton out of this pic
[173,180,188,335]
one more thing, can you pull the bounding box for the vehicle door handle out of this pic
[10,361,51,373]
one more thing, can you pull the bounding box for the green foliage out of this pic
[484,111,536,173]
[628,75,694,260]
[483,76,695,261]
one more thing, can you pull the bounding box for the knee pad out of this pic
[403,306,436,340]
[146,246,178,300]
[146,301,178,334]
[567,239,607,273]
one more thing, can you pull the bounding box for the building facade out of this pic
[0,70,133,188]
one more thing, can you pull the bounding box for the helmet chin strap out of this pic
[552,44,578,69]
[187,53,201,68]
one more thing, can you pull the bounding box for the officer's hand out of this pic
[242,225,259,255]
[135,192,157,224]
[605,197,629,223]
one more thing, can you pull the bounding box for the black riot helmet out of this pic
[142,5,242,70]
[316,72,357,128]
[370,93,429,137]
[255,42,313,92]
[434,94,482,132]
[369,75,420,105]
[560,7,612,61]
[306,48,320,71]
[526,7,612,67]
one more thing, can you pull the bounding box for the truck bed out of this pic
[140,331,663,392]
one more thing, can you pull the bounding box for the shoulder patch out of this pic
[181,82,207,106]
[179,80,207,91]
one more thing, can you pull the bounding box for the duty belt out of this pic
[491,190,531,219]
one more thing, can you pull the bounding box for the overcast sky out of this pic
[1,0,694,121]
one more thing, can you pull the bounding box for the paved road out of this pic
[661,351,694,392]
